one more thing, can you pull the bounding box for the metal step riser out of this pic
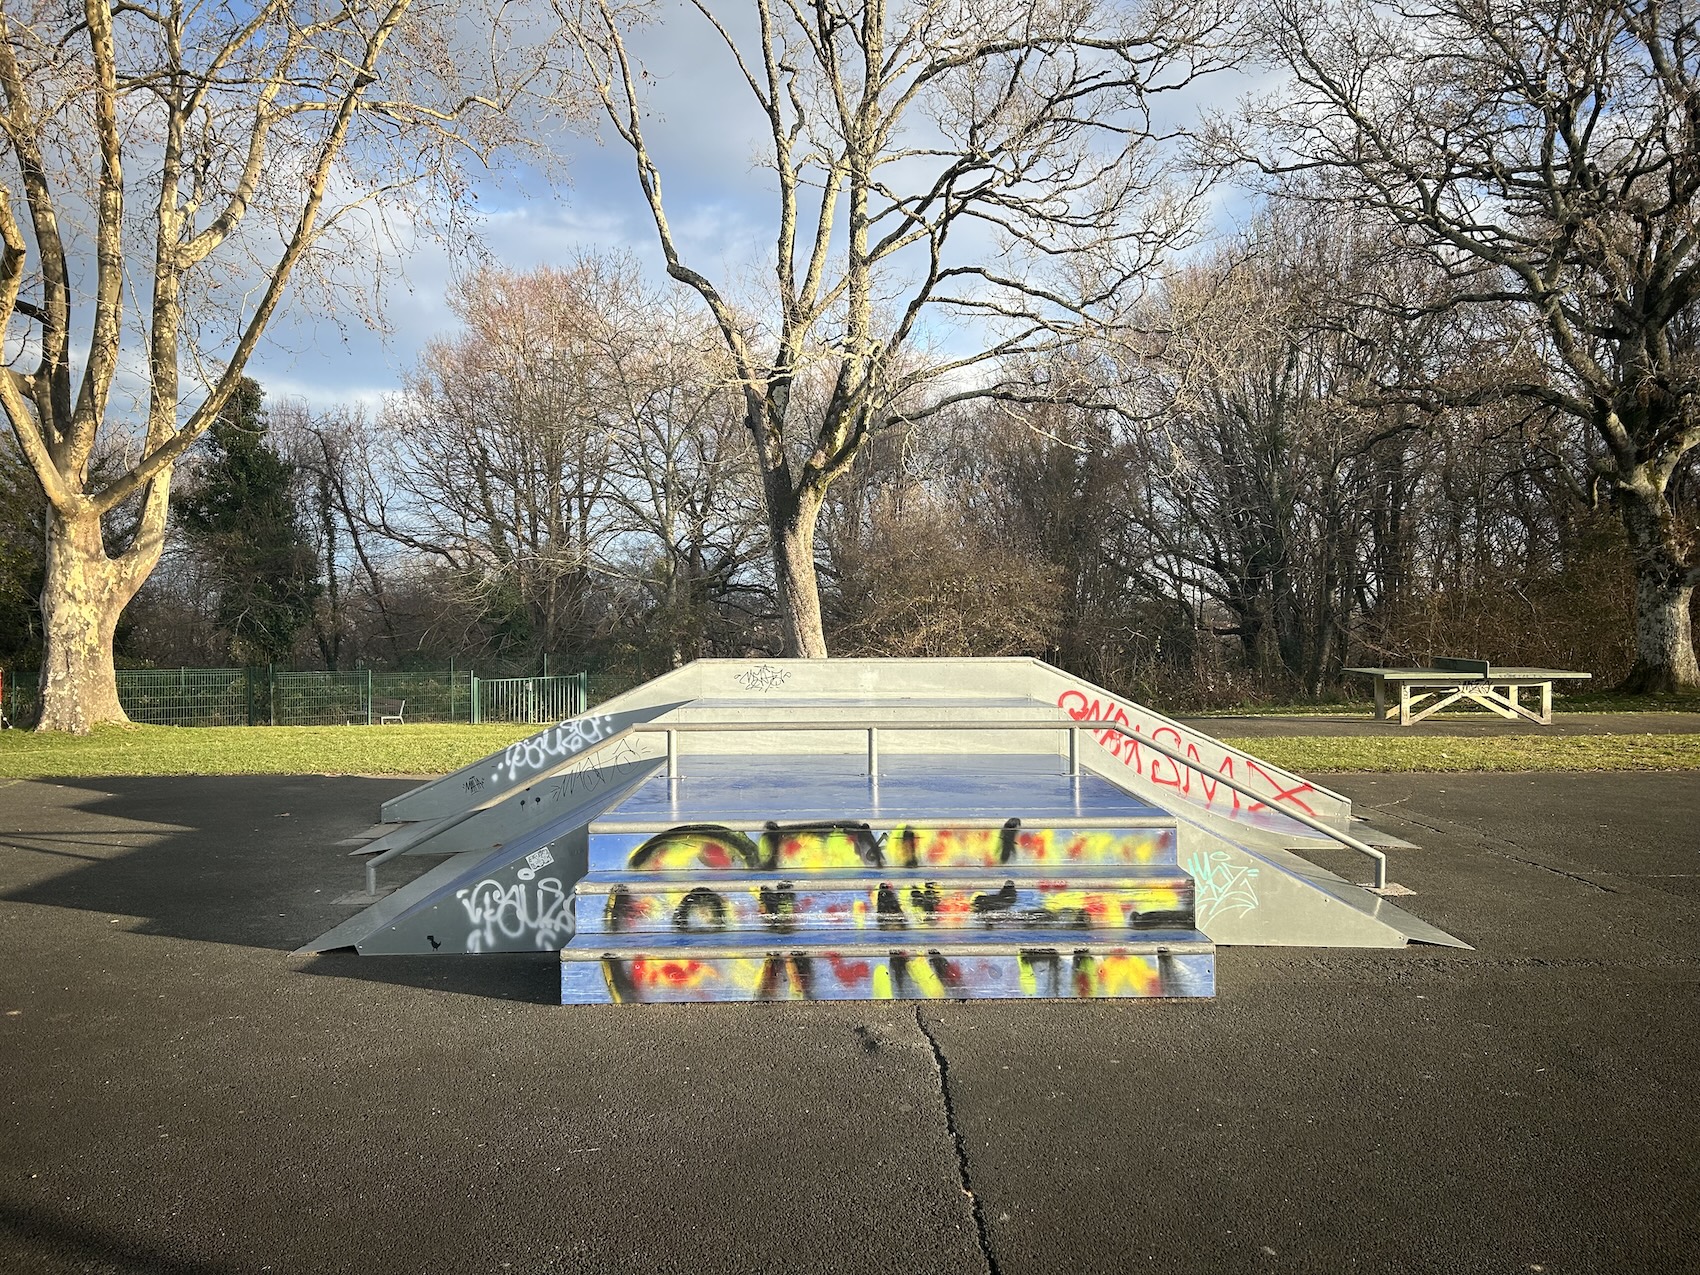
[577,882,1195,935]
[589,824,1178,873]
[561,949,1215,1003]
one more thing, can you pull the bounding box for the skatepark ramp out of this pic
[301,658,1467,1002]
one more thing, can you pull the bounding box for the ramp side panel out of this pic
[354,762,678,954]
[1172,822,1470,949]
[381,694,692,824]
[1023,661,1351,833]
[356,832,582,954]
[306,762,666,955]
[354,750,672,955]
[294,851,493,953]
[390,751,665,858]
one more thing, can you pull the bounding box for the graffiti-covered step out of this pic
[560,927,1215,1002]
[589,820,1178,873]
[573,867,1196,934]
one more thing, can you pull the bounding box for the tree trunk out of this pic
[37,505,140,732]
[771,490,828,658]
[1617,486,1699,693]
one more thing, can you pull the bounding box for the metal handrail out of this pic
[365,712,1388,895]
[1080,721,1388,891]
[635,718,1386,890]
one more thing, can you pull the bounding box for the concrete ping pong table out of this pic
[1345,657,1592,726]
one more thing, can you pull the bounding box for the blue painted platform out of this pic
[590,753,1168,829]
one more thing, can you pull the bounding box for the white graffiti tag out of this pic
[734,664,791,692]
[492,713,615,785]
[1184,849,1260,926]
[456,876,573,952]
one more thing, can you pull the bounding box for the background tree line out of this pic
[4,0,1696,727]
[1,197,1674,709]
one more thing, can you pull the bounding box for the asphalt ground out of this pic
[1,769,1696,1275]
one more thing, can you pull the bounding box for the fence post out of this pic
[470,673,480,725]
[577,670,587,715]
[365,669,373,727]
[268,663,277,727]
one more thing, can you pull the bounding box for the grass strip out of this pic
[1195,691,1700,717]
[0,722,1695,780]
[1222,733,1700,773]
[0,723,542,779]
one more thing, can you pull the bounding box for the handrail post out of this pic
[867,726,879,779]
[1067,726,1079,777]
[666,728,678,779]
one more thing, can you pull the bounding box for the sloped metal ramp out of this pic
[301,659,1467,982]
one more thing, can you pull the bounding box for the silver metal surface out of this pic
[1088,724,1390,891]
[594,752,1166,829]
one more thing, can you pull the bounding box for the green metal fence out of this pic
[468,674,588,724]
[0,667,589,728]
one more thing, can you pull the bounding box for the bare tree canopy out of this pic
[368,256,766,666]
[564,0,1236,655]
[0,0,572,729]
[1225,0,1700,689]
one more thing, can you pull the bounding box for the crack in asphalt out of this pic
[1495,852,1619,892]
[1360,802,1620,892]
[914,1006,999,1275]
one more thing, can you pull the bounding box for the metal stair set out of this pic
[561,757,1214,1002]
[302,658,1468,1002]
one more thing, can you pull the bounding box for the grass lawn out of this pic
[0,719,1696,779]
[1223,732,1700,773]
[0,722,541,779]
[1193,689,1700,717]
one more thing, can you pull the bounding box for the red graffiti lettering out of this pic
[1194,753,1243,813]
[1244,761,1318,818]
[1148,726,1189,789]
[1057,687,1325,820]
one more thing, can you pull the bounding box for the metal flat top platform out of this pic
[591,753,1167,828]
[676,696,1057,710]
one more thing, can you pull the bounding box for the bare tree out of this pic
[0,0,568,729]
[377,262,629,661]
[598,299,771,666]
[565,0,1233,655]
[1231,0,1700,690]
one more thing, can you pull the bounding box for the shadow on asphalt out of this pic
[296,950,564,1004]
[0,1199,240,1274]
[0,774,574,1005]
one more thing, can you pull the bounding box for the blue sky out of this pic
[244,2,1266,416]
